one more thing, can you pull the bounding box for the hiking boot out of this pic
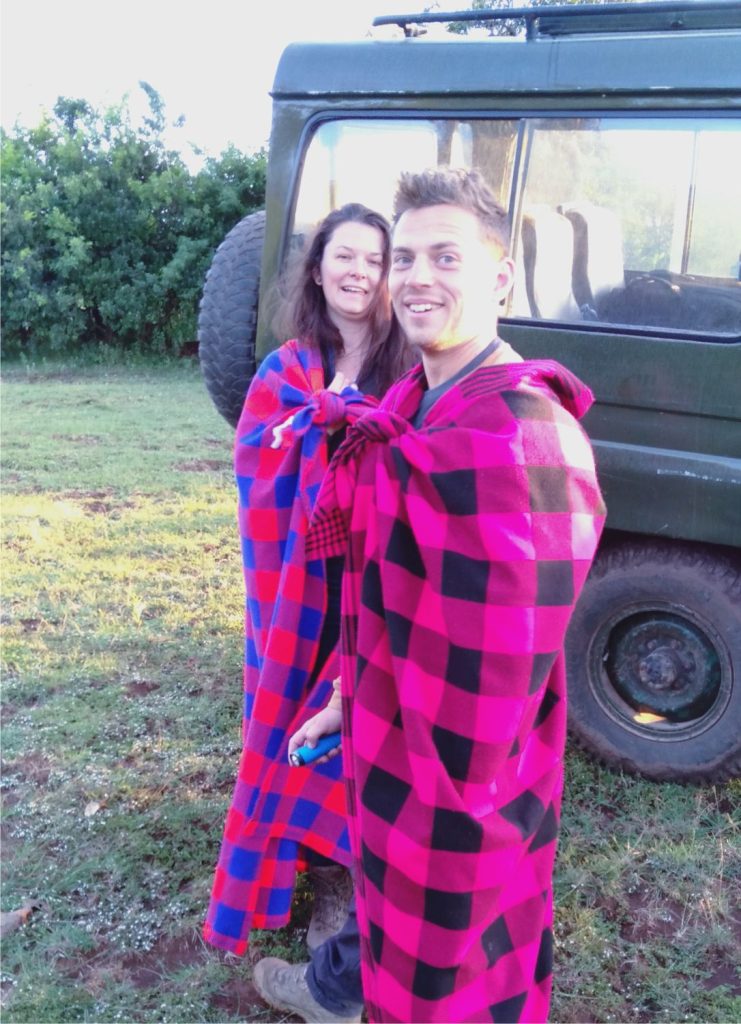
[252,957,362,1024]
[307,864,353,953]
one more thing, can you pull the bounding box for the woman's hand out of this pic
[325,372,355,435]
[288,706,343,764]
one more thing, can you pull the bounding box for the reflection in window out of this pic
[512,118,741,334]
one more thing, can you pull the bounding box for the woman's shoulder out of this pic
[258,337,315,375]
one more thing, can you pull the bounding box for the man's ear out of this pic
[494,257,516,303]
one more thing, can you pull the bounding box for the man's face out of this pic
[389,204,514,353]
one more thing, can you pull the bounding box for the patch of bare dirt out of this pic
[51,434,101,445]
[212,974,268,1018]
[620,890,688,943]
[702,962,740,993]
[2,751,53,786]
[58,489,136,516]
[120,932,204,989]
[124,680,161,698]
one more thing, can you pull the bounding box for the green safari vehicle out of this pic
[198,0,741,783]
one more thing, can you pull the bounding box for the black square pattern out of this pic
[385,609,413,659]
[369,920,385,962]
[534,926,553,984]
[386,518,426,578]
[441,549,489,604]
[423,886,473,931]
[431,807,483,853]
[430,468,478,516]
[526,465,571,513]
[412,959,458,1001]
[529,803,559,853]
[361,765,411,825]
[391,446,411,490]
[432,723,474,781]
[361,559,384,617]
[361,840,387,893]
[445,641,483,694]
[481,915,513,967]
[500,389,554,422]
[536,560,574,606]
[489,991,527,1023]
[533,689,559,729]
[500,790,545,840]
[528,651,556,695]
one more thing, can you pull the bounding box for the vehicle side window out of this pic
[510,117,741,336]
[292,116,741,337]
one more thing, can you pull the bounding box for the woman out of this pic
[204,204,410,958]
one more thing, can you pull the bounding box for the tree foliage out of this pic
[445,0,634,36]
[1,84,266,356]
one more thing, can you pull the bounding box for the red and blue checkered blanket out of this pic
[308,359,606,1022]
[204,338,377,955]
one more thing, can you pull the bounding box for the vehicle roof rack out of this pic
[373,0,741,40]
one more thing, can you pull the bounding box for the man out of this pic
[252,168,606,1023]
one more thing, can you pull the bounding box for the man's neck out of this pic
[421,336,507,389]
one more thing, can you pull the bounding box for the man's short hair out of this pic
[393,167,511,255]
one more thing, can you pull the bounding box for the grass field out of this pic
[1,360,739,1023]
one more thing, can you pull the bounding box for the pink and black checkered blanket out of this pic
[307,358,606,1022]
[204,338,377,955]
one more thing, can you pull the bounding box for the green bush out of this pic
[0,83,266,357]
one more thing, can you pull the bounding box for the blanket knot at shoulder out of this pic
[306,408,410,560]
[272,387,373,449]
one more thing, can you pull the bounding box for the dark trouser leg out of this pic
[302,846,338,868]
[306,895,364,1016]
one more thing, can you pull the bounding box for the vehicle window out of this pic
[292,117,519,242]
[511,117,741,335]
[291,116,741,337]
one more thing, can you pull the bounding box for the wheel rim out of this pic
[588,601,733,740]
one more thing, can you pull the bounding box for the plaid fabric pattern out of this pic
[308,359,606,1022]
[204,338,378,955]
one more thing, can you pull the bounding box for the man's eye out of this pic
[392,255,411,267]
[438,253,458,265]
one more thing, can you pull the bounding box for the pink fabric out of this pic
[308,359,606,1022]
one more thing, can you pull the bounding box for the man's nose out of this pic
[407,256,434,286]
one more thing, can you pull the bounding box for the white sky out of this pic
[1,0,433,165]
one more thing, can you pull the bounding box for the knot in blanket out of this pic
[306,408,411,559]
[271,386,370,449]
[334,407,410,465]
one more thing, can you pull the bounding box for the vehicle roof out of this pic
[272,29,741,99]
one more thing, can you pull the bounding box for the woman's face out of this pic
[314,220,386,328]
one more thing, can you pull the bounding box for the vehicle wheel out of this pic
[566,539,740,783]
[198,210,265,427]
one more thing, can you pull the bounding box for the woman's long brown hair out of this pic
[276,203,413,397]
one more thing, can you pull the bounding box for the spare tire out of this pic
[566,538,741,783]
[198,210,266,427]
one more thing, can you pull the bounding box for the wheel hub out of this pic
[605,612,721,722]
[637,639,694,691]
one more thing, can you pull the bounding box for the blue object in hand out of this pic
[289,731,342,766]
